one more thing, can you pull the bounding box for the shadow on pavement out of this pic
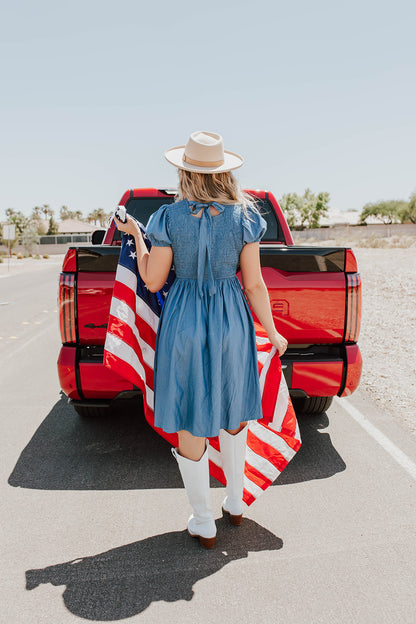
[276,410,346,484]
[9,392,345,490]
[25,516,283,620]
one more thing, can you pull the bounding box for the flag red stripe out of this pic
[277,404,300,440]
[247,429,292,473]
[209,460,226,485]
[208,437,221,452]
[103,351,146,391]
[261,353,281,424]
[113,281,157,347]
[112,279,136,313]
[107,315,154,388]
[274,430,302,452]
[244,461,273,490]
[243,489,256,506]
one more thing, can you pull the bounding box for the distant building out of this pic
[58,219,97,234]
[320,208,361,226]
[319,207,399,226]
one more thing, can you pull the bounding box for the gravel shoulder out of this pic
[352,246,416,437]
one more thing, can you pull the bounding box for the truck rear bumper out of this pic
[58,342,362,404]
[288,343,362,398]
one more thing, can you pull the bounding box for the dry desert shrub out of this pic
[357,234,416,248]
[398,236,416,248]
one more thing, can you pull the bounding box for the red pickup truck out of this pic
[57,188,362,418]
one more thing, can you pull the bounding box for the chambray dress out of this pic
[145,198,267,438]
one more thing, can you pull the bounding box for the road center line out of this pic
[334,396,416,480]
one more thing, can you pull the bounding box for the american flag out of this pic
[103,215,302,506]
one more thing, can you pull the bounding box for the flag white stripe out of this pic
[249,420,297,463]
[104,333,154,409]
[208,445,223,470]
[109,296,155,369]
[258,347,274,394]
[245,445,280,483]
[243,474,268,500]
[136,293,159,334]
[257,351,269,366]
[294,418,301,442]
[115,263,137,290]
[255,336,270,345]
[268,373,290,431]
[116,264,159,333]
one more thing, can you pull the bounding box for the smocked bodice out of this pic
[145,198,267,297]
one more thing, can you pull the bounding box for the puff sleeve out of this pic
[145,204,171,247]
[242,207,267,244]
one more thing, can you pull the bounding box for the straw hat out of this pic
[164,131,244,173]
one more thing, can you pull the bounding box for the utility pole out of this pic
[3,224,15,272]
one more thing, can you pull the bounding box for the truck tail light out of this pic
[62,248,77,272]
[345,273,361,343]
[345,248,357,273]
[58,273,77,344]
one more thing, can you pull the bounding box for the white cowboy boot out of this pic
[219,424,248,525]
[171,443,217,549]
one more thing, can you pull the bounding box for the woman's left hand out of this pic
[114,213,140,237]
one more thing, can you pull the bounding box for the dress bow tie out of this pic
[188,200,225,297]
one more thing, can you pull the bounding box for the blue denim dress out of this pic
[146,198,267,437]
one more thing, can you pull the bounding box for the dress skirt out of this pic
[152,275,263,438]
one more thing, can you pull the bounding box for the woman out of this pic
[115,131,288,549]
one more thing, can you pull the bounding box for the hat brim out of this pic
[164,145,244,173]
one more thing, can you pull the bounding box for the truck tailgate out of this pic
[74,244,359,346]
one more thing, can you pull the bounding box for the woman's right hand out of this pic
[269,330,288,356]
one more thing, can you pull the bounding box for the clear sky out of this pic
[1,0,415,220]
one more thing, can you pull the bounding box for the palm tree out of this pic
[87,209,98,225]
[60,205,71,220]
[32,206,42,219]
[42,204,50,221]
[96,208,107,227]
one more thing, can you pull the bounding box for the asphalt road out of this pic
[1,261,415,624]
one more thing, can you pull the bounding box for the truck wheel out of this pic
[291,396,333,416]
[74,405,111,418]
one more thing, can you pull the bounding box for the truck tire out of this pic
[291,396,333,416]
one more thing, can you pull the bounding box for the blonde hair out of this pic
[175,169,261,220]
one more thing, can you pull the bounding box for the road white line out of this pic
[334,396,416,480]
